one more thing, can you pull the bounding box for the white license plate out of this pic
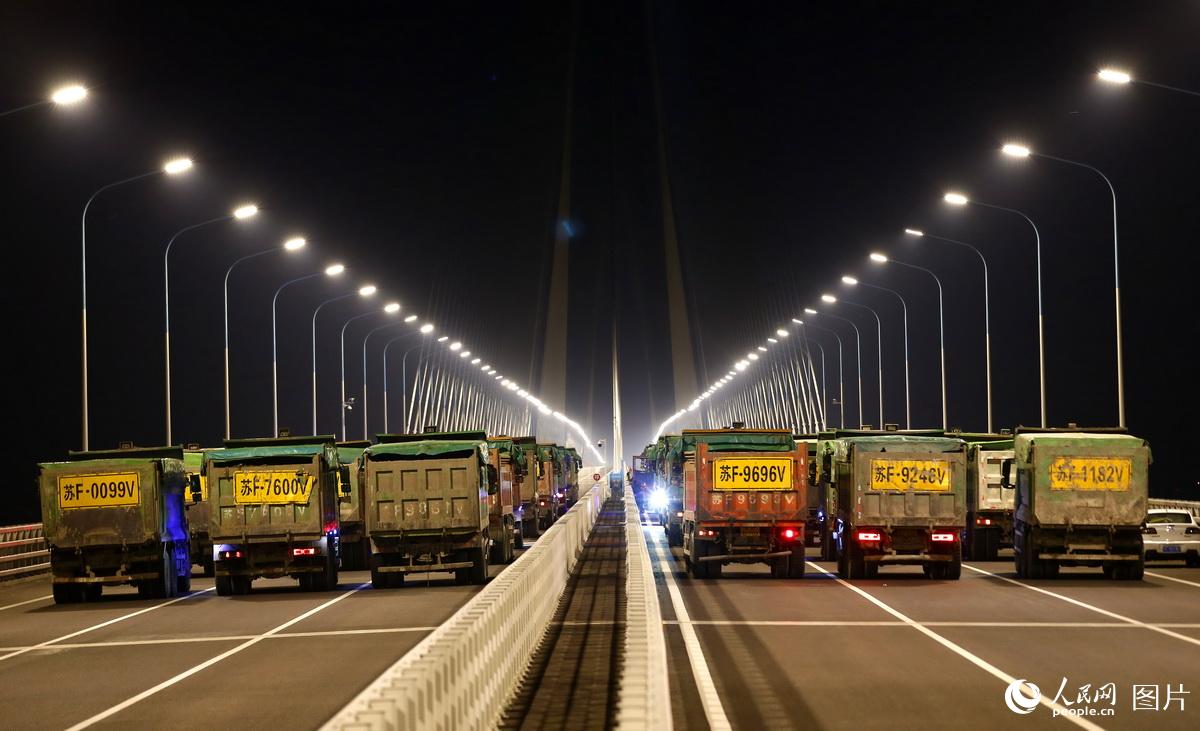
[1163,545,1182,553]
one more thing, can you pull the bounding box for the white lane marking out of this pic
[663,620,1169,628]
[0,594,52,612]
[965,565,1200,649]
[649,529,732,731]
[806,562,1103,731]
[65,584,369,731]
[0,625,441,652]
[1145,571,1200,589]
[0,588,214,664]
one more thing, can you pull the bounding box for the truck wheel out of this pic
[52,584,81,604]
[845,541,866,580]
[514,522,525,550]
[942,546,962,580]
[863,561,879,579]
[523,509,541,539]
[1187,552,1200,569]
[1119,557,1144,581]
[770,556,788,579]
[669,524,684,547]
[148,546,178,599]
[787,545,806,579]
[689,539,708,580]
[175,544,192,594]
[985,529,1000,562]
[83,584,103,602]
[232,575,252,595]
[1102,563,1115,579]
[202,555,215,578]
[215,576,234,596]
[469,546,488,585]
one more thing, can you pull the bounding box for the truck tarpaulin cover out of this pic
[487,438,529,473]
[368,440,488,462]
[825,436,964,462]
[681,430,795,454]
[1013,432,1150,465]
[208,444,330,463]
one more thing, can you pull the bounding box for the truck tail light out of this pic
[782,528,798,540]
[931,532,956,543]
[292,548,316,556]
[220,550,243,559]
[975,517,992,526]
[698,529,717,537]
[856,530,882,543]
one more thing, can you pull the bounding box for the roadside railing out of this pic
[616,489,672,729]
[323,482,606,730]
[1148,498,1200,519]
[0,523,49,580]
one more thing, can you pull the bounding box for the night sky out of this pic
[1,2,1195,523]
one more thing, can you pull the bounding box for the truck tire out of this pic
[175,544,192,594]
[942,545,962,580]
[1117,557,1144,581]
[52,583,81,604]
[233,575,252,595]
[313,552,338,591]
[202,555,215,578]
[142,545,178,599]
[863,561,878,579]
[770,556,788,579]
[845,541,866,580]
[985,529,1000,562]
[83,584,103,602]
[788,545,806,579]
[523,509,541,539]
[469,546,488,585]
[490,521,514,564]
[514,522,525,550]
[689,539,708,580]
[215,575,234,596]
[668,524,683,548]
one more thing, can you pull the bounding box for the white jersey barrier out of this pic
[323,482,605,730]
[616,489,673,729]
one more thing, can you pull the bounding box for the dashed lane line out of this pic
[1145,571,1200,589]
[965,565,1200,649]
[65,583,370,731]
[0,625,440,652]
[806,561,1103,731]
[649,529,732,731]
[0,594,52,612]
[0,588,215,664]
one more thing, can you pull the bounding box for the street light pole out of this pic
[849,278,910,429]
[875,254,947,430]
[273,264,344,437]
[80,166,180,450]
[840,298,884,429]
[905,229,992,433]
[340,310,381,441]
[382,332,422,433]
[1001,145,1124,428]
[801,317,845,429]
[360,309,403,439]
[312,285,376,435]
[946,193,1046,428]
[164,210,252,445]
[812,309,863,428]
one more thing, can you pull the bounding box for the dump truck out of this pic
[561,447,582,511]
[631,447,657,516]
[362,431,494,587]
[959,433,1014,561]
[205,435,347,595]
[514,436,544,539]
[819,430,967,580]
[657,434,686,546]
[536,443,562,530]
[487,435,527,562]
[183,446,214,576]
[38,446,193,603]
[1003,428,1149,580]
[681,428,808,579]
[794,435,822,549]
[336,440,371,570]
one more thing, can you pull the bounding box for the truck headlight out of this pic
[648,489,668,511]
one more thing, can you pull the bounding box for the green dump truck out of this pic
[960,434,1014,561]
[362,431,494,587]
[819,430,967,580]
[206,435,348,595]
[183,446,214,576]
[682,428,808,579]
[514,436,544,539]
[336,440,371,570]
[536,443,562,530]
[38,446,193,603]
[561,447,582,512]
[657,435,685,546]
[487,435,527,562]
[1003,428,1149,580]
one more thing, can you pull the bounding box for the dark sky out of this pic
[1,1,1196,522]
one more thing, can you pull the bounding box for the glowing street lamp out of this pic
[361,304,403,438]
[222,237,306,438]
[1097,67,1200,97]
[163,203,259,444]
[808,307,864,428]
[51,84,88,106]
[845,274,911,429]
[79,158,194,449]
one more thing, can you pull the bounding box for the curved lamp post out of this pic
[272,263,345,436]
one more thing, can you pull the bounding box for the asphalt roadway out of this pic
[645,520,1200,731]
[0,561,510,730]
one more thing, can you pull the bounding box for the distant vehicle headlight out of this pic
[648,488,668,512]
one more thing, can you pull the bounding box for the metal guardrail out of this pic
[616,489,672,729]
[1148,498,1200,519]
[0,523,50,580]
[323,482,607,730]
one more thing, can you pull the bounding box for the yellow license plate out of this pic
[58,473,140,509]
[233,471,315,504]
[1049,457,1131,491]
[869,460,951,491]
[712,458,792,490]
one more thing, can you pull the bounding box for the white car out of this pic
[1142,509,1200,567]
